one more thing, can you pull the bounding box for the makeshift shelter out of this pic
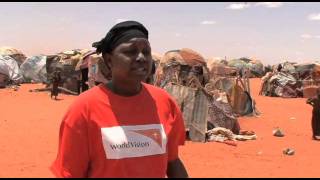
[75,50,94,91]
[207,59,237,78]
[264,64,273,75]
[0,46,27,67]
[20,55,47,83]
[155,48,210,88]
[154,49,243,142]
[76,51,111,90]
[227,57,264,78]
[45,49,89,94]
[294,63,320,80]
[0,55,24,87]
[144,52,162,85]
[294,63,320,98]
[260,61,320,98]
[206,57,259,117]
[206,57,228,66]
[205,75,258,117]
[273,61,297,77]
[163,82,240,142]
[260,71,302,98]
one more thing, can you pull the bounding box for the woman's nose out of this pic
[136,52,146,62]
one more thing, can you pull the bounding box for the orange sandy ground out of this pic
[0,78,319,178]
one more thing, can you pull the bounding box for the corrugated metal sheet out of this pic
[164,83,196,130]
[189,90,208,142]
[164,83,208,142]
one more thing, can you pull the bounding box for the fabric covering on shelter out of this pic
[20,55,47,83]
[155,48,209,88]
[179,48,206,66]
[45,50,86,93]
[87,54,111,88]
[260,71,301,98]
[207,63,237,78]
[206,93,240,134]
[46,49,86,78]
[160,48,206,66]
[260,61,320,98]
[0,55,24,83]
[294,63,320,80]
[205,77,256,116]
[75,50,96,71]
[273,62,297,76]
[230,84,253,116]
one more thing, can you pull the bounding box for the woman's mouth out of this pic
[132,67,148,75]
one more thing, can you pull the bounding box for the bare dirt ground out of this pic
[0,78,319,177]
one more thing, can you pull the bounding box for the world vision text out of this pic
[110,141,150,150]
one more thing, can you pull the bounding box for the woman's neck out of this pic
[106,80,142,97]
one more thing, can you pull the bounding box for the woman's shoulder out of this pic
[143,83,172,98]
[70,86,104,107]
[142,83,178,106]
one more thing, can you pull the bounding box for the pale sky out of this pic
[0,2,320,65]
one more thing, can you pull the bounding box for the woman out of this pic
[51,21,188,178]
[306,89,320,141]
[51,70,61,100]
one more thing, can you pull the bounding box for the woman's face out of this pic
[104,38,153,83]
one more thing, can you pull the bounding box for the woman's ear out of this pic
[103,53,112,70]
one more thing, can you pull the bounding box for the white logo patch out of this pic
[101,124,167,159]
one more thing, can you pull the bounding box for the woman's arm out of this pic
[167,158,188,178]
[50,99,90,178]
[166,95,189,178]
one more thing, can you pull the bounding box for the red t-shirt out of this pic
[50,83,186,178]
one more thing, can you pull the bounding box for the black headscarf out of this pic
[92,21,149,54]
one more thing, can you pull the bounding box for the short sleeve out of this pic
[167,97,186,162]
[50,100,90,178]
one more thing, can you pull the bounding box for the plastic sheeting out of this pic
[20,55,47,83]
[274,62,297,75]
[0,55,24,83]
[269,72,297,87]
[261,72,300,98]
[0,47,27,67]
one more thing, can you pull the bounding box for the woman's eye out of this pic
[143,49,151,56]
[124,49,138,55]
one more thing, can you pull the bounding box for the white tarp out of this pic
[20,55,47,83]
[0,55,24,83]
[269,72,297,87]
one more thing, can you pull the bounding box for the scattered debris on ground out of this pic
[283,148,295,156]
[273,128,285,137]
